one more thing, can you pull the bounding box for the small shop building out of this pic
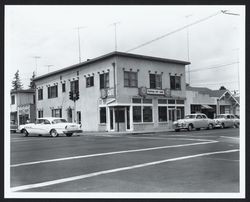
[33,51,190,132]
[185,85,240,118]
[10,89,36,126]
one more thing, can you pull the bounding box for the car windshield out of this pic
[184,115,196,119]
[52,119,67,124]
[215,115,226,118]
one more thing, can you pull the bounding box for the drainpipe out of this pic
[112,62,116,99]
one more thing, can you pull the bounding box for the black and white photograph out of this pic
[5,4,245,198]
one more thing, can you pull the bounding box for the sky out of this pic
[5,5,245,92]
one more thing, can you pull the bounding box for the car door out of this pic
[38,119,51,135]
[201,114,209,128]
[195,115,203,128]
[225,115,231,127]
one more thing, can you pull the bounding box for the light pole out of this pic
[75,26,87,63]
[185,14,192,85]
[32,56,41,76]
[109,22,120,51]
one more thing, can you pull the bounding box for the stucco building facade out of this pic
[34,52,190,132]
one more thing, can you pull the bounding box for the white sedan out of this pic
[173,113,215,132]
[19,117,82,137]
[214,114,240,128]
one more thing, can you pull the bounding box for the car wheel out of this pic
[207,123,213,130]
[175,129,180,132]
[221,123,225,129]
[66,133,73,137]
[23,129,29,137]
[50,129,58,137]
[187,124,193,131]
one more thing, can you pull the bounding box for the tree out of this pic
[12,70,23,90]
[219,86,226,90]
[29,71,36,89]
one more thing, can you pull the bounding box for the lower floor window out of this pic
[133,106,141,122]
[38,110,43,118]
[143,106,152,122]
[158,106,167,122]
[52,109,62,117]
[100,107,106,123]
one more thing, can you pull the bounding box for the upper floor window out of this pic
[170,76,181,90]
[86,76,94,87]
[48,85,58,99]
[38,110,43,118]
[62,83,66,92]
[100,72,109,89]
[150,74,162,89]
[11,95,15,105]
[38,89,43,100]
[124,71,138,87]
[70,80,79,93]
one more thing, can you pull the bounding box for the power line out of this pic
[192,80,238,86]
[189,61,239,73]
[126,11,222,52]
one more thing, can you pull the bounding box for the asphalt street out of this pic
[9,128,240,193]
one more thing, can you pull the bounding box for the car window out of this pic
[44,119,51,124]
[184,115,196,119]
[196,115,202,119]
[52,119,67,124]
[36,119,44,124]
[226,115,231,119]
[202,115,207,119]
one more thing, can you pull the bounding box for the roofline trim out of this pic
[33,51,190,82]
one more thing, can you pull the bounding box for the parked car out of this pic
[10,121,18,133]
[214,114,240,128]
[20,117,82,137]
[173,113,215,132]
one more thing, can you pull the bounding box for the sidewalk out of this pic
[80,128,173,136]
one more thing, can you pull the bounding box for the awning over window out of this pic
[201,104,213,109]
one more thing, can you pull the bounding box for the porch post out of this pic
[129,105,134,131]
[107,106,110,131]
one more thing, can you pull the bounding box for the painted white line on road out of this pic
[11,149,239,192]
[11,139,217,168]
[220,136,239,140]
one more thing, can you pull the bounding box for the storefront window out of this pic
[100,107,106,123]
[158,99,167,104]
[158,106,167,122]
[176,99,184,104]
[177,106,185,119]
[143,106,152,122]
[133,106,141,122]
[11,95,15,104]
[132,98,141,103]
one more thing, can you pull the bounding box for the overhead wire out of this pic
[126,11,222,52]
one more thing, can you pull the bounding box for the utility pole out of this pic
[110,22,120,51]
[32,56,41,76]
[75,26,87,63]
[185,14,192,85]
[45,65,54,73]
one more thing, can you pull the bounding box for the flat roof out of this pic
[11,89,35,94]
[33,51,190,82]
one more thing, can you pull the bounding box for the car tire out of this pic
[23,129,29,137]
[50,129,58,137]
[187,124,193,131]
[66,133,73,137]
[175,129,180,132]
[207,123,214,130]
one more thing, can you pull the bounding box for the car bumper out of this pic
[63,130,83,134]
[173,124,188,130]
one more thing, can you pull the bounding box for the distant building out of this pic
[185,85,240,118]
[10,89,36,126]
[33,51,190,132]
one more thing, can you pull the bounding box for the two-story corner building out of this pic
[10,89,36,126]
[185,85,240,118]
[33,51,190,132]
